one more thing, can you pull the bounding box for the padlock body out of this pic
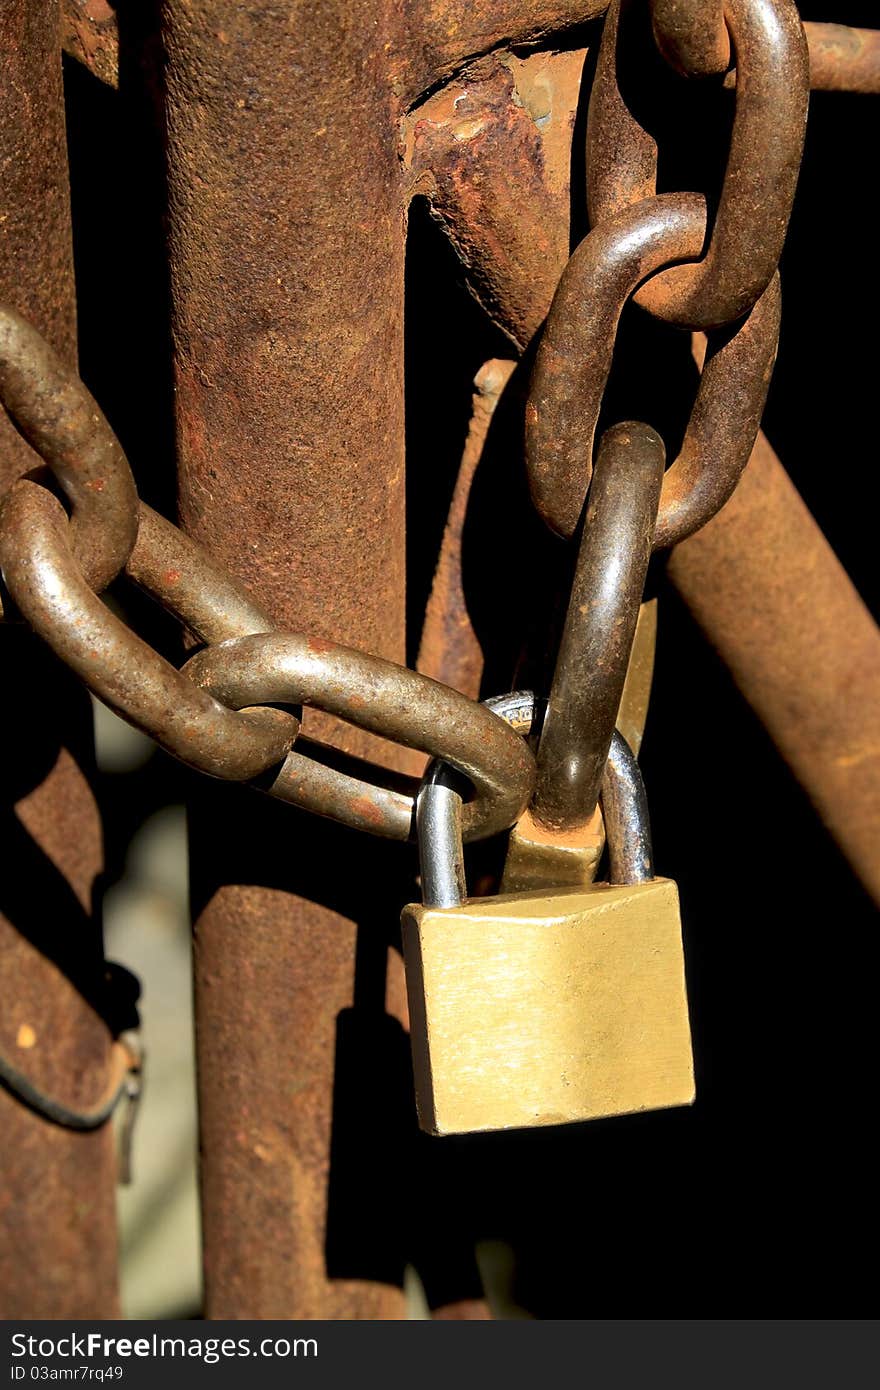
[402,879,694,1135]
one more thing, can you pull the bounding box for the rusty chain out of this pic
[523,0,809,829]
[531,421,665,832]
[527,0,807,541]
[588,0,808,329]
[0,308,533,844]
[0,0,826,1149]
[526,195,781,542]
[1,0,809,851]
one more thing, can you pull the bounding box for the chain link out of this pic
[650,0,732,76]
[587,0,808,330]
[526,193,781,541]
[0,307,138,604]
[531,422,664,831]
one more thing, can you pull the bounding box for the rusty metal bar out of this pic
[667,431,880,904]
[805,23,880,93]
[162,0,627,1320]
[0,0,120,1318]
[60,1,119,87]
[161,0,409,1321]
[417,359,516,696]
[62,5,880,99]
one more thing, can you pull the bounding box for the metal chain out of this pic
[530,422,664,831]
[0,310,138,595]
[523,0,808,831]
[0,0,809,849]
[0,1,812,1141]
[527,0,808,539]
[588,0,808,330]
[526,195,781,542]
[419,694,653,906]
[0,307,533,844]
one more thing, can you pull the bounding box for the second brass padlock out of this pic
[402,695,695,1136]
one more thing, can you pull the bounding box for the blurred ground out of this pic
[95,702,201,1319]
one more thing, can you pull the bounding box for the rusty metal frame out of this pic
[162,1,880,1319]
[1,0,877,1320]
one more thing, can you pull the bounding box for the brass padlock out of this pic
[402,695,694,1136]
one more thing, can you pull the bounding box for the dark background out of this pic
[64,1,877,1316]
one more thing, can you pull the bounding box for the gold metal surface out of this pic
[402,880,694,1135]
[501,805,605,892]
[500,599,657,893]
[616,598,657,758]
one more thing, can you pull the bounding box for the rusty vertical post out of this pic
[161,0,410,1320]
[0,0,119,1317]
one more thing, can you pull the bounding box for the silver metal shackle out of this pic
[416,691,654,908]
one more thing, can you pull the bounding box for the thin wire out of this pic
[0,1037,139,1131]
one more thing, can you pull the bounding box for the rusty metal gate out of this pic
[1,0,877,1319]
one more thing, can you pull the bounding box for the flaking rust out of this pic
[406,50,582,351]
[60,0,119,88]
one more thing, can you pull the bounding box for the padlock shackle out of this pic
[604,731,653,884]
[417,693,654,906]
[417,691,533,909]
[416,773,467,909]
